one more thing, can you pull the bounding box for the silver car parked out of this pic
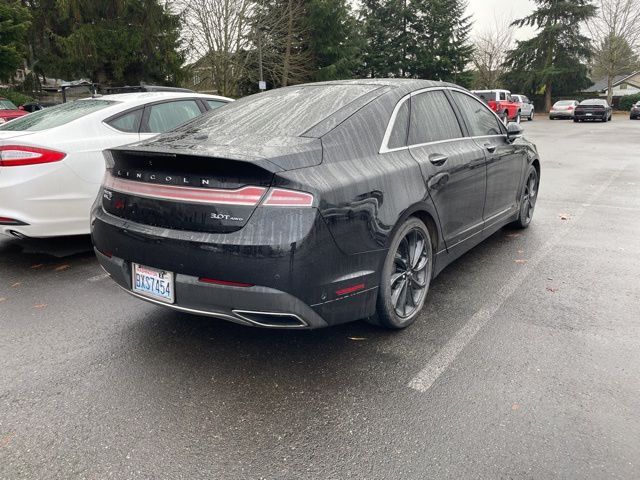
[511,94,535,121]
[550,100,579,119]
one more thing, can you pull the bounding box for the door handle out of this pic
[483,143,497,153]
[429,153,448,166]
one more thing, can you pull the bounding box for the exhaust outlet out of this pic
[232,310,308,329]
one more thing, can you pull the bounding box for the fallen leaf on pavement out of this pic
[30,264,44,269]
[511,404,520,411]
[0,432,15,448]
[33,304,47,309]
[0,297,6,303]
[546,287,558,293]
[515,259,527,264]
[559,213,570,220]
[506,233,521,238]
[348,337,367,341]
[11,282,21,288]
[54,264,70,271]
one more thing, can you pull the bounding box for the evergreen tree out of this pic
[358,0,473,84]
[305,0,362,81]
[503,0,597,112]
[0,0,31,82]
[23,0,184,86]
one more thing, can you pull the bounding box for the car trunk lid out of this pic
[102,136,321,234]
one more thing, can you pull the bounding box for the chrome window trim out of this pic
[379,87,508,154]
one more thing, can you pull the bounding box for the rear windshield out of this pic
[0,99,116,131]
[580,99,606,106]
[473,91,496,103]
[554,100,575,106]
[176,84,378,137]
[0,100,18,110]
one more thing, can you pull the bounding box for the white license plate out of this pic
[132,263,175,303]
[586,113,592,116]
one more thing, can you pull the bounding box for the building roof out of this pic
[585,72,640,92]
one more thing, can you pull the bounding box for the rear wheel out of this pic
[370,218,433,329]
[529,110,535,121]
[512,166,539,229]
[515,112,521,124]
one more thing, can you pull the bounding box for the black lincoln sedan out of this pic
[631,101,640,120]
[574,99,612,122]
[92,79,540,330]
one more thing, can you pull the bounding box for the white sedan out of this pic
[0,91,232,238]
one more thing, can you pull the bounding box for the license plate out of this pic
[586,113,592,116]
[132,263,175,303]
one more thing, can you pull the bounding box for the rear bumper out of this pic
[96,249,336,328]
[574,111,607,120]
[91,205,383,328]
[549,110,574,118]
[0,162,97,238]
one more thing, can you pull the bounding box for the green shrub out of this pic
[0,89,34,107]
[619,93,640,111]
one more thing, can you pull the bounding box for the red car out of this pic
[0,98,29,124]
[471,89,521,124]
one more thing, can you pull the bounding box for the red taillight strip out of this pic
[104,174,267,206]
[198,277,254,287]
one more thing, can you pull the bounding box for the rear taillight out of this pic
[568,106,574,110]
[0,145,66,167]
[0,217,25,225]
[262,188,314,207]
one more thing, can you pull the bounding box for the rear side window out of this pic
[451,91,503,137]
[387,100,410,149]
[409,90,463,145]
[145,100,202,133]
[107,108,142,133]
[0,100,116,132]
[0,100,17,110]
[206,100,228,110]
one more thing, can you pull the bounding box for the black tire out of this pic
[573,118,579,122]
[528,110,535,121]
[369,217,433,329]
[512,165,539,229]
[515,112,521,124]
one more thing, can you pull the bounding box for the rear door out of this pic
[139,99,206,141]
[450,90,523,227]
[408,89,487,249]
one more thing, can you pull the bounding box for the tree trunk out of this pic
[607,74,614,105]
[544,81,552,113]
[281,0,294,87]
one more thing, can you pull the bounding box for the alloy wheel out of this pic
[522,169,538,224]
[390,228,430,318]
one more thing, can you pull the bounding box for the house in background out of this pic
[584,72,640,107]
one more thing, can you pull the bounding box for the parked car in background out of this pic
[20,102,46,113]
[511,94,535,121]
[0,92,232,238]
[0,98,29,124]
[92,79,540,330]
[574,99,612,122]
[549,100,579,120]
[630,101,640,120]
[472,89,522,124]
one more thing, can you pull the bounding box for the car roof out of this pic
[80,91,232,106]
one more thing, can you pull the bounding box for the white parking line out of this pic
[408,164,628,393]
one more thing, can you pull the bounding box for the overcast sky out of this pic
[466,0,536,40]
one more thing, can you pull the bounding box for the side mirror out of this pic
[506,122,523,142]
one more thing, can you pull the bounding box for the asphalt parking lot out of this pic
[1,115,639,479]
